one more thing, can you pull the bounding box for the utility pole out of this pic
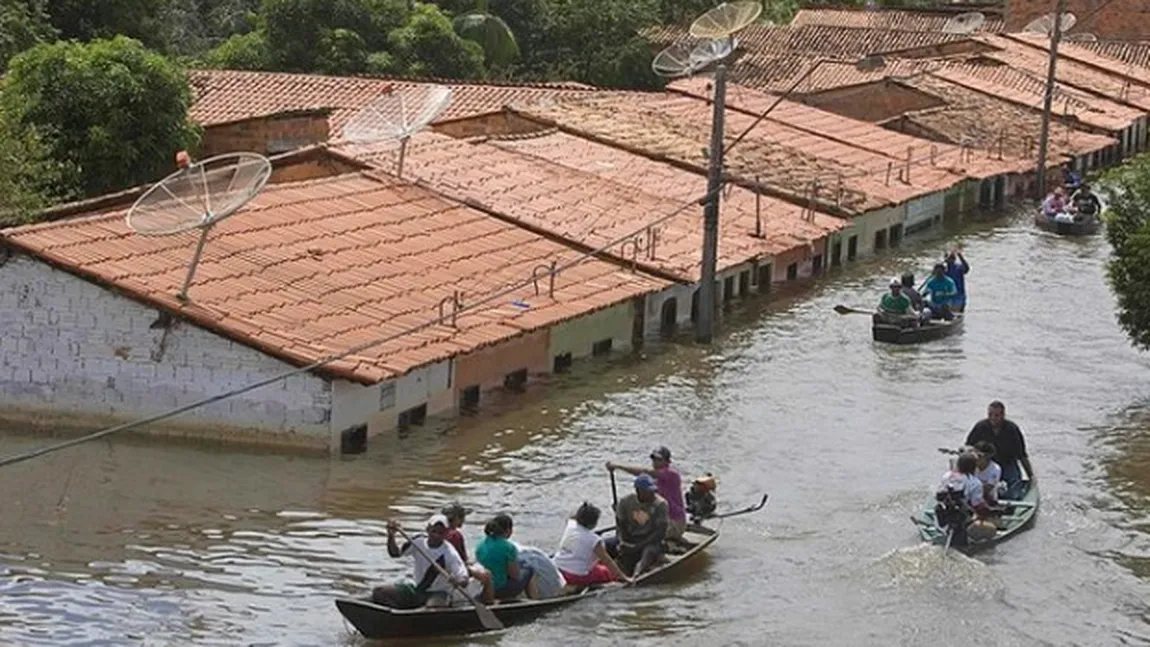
[697,65,726,344]
[1035,0,1067,199]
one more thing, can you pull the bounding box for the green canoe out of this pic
[911,475,1039,552]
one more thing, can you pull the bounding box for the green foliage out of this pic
[45,0,171,50]
[199,30,269,69]
[0,111,69,222]
[385,4,485,79]
[1,36,200,198]
[260,0,404,72]
[165,0,263,56]
[1,0,56,71]
[454,12,518,69]
[1103,155,1150,351]
[528,0,661,88]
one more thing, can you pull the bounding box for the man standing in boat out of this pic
[606,446,687,539]
[943,248,970,312]
[965,401,1035,500]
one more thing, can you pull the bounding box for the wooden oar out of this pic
[942,526,955,556]
[834,305,873,315]
[393,526,504,631]
[608,466,619,511]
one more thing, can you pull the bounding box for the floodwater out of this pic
[2,207,1149,647]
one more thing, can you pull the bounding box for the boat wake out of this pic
[864,544,1005,599]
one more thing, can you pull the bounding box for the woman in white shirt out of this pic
[552,502,632,587]
[972,441,1003,505]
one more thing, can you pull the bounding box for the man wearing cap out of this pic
[372,514,470,609]
[607,447,686,539]
[442,502,495,604]
[875,277,916,327]
[605,474,670,577]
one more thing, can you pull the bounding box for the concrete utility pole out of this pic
[1035,0,1067,199]
[697,65,727,344]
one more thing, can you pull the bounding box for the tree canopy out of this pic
[1,36,199,198]
[1103,157,1150,351]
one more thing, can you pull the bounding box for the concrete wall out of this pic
[454,329,550,394]
[269,155,365,184]
[331,360,454,439]
[200,111,330,158]
[803,81,946,123]
[548,300,636,361]
[643,282,697,338]
[1006,0,1150,40]
[905,191,946,234]
[433,112,550,139]
[0,255,333,449]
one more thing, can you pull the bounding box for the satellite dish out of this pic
[1064,32,1098,42]
[689,1,763,39]
[942,12,986,34]
[341,85,453,178]
[126,152,272,302]
[1022,12,1077,35]
[652,37,736,77]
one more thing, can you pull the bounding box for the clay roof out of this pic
[893,73,1118,167]
[789,6,1005,33]
[1003,34,1150,89]
[727,53,936,94]
[669,77,1007,179]
[189,69,601,132]
[645,23,973,57]
[506,92,966,215]
[1073,39,1150,71]
[2,173,668,384]
[334,132,836,281]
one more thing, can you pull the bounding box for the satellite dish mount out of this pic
[341,85,453,178]
[652,1,760,78]
[126,152,273,302]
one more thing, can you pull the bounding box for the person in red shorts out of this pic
[552,502,632,587]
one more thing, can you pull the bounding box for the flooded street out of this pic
[2,207,1150,646]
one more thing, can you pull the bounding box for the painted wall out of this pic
[331,359,453,439]
[548,301,636,360]
[905,192,946,234]
[453,329,550,394]
[643,283,697,338]
[200,111,330,157]
[0,255,333,449]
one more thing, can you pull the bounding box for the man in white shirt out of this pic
[372,513,470,609]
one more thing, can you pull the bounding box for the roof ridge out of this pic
[189,67,599,91]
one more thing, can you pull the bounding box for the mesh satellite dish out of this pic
[1064,32,1098,42]
[689,1,763,39]
[1023,12,1077,35]
[341,85,453,178]
[942,12,986,34]
[126,152,272,302]
[651,37,736,77]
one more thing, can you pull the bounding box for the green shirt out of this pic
[475,535,518,589]
[880,292,912,314]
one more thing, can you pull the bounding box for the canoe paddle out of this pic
[608,466,619,512]
[833,305,873,315]
[392,525,504,631]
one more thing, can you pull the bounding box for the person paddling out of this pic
[607,446,686,539]
[373,514,470,609]
[944,248,970,311]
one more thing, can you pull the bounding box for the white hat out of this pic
[426,513,450,529]
[889,277,902,287]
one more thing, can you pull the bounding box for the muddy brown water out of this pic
[1,209,1149,646]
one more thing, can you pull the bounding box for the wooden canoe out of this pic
[911,475,1039,552]
[1034,210,1101,236]
[336,524,720,640]
[872,313,964,345]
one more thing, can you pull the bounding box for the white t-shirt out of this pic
[938,470,985,508]
[552,519,602,576]
[975,462,1001,488]
[400,535,468,594]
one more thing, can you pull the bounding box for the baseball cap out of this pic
[634,473,658,491]
[650,446,672,462]
[426,513,450,529]
[441,503,473,518]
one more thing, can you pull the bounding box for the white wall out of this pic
[905,192,945,233]
[330,359,453,440]
[0,254,333,447]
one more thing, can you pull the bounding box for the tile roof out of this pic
[335,132,838,281]
[725,52,936,94]
[1073,39,1150,70]
[894,73,1118,167]
[789,6,1005,33]
[189,69,601,132]
[934,60,1144,132]
[1003,33,1150,89]
[645,23,974,57]
[506,91,966,215]
[669,76,1008,179]
[3,172,668,384]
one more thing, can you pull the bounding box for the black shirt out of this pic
[965,419,1028,464]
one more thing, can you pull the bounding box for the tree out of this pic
[453,0,519,69]
[0,111,69,223]
[532,0,662,88]
[45,0,172,50]
[199,29,270,69]
[1,0,55,71]
[1,36,200,198]
[384,4,485,79]
[1103,156,1150,351]
[260,0,404,72]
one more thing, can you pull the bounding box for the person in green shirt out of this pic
[876,277,917,327]
[475,513,539,600]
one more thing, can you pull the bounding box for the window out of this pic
[553,353,573,373]
[847,236,858,261]
[398,404,427,429]
[786,263,798,280]
[738,270,750,297]
[831,241,843,267]
[592,339,613,356]
[811,254,823,275]
[504,368,527,392]
[758,263,772,292]
[874,229,887,251]
[723,276,735,302]
[460,385,480,413]
[889,224,903,246]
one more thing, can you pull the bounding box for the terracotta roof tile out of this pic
[669,76,1008,179]
[731,54,935,93]
[506,92,966,215]
[1006,34,1150,87]
[3,173,669,384]
[1073,39,1150,70]
[645,23,973,57]
[789,6,1005,33]
[189,69,602,132]
[335,132,841,281]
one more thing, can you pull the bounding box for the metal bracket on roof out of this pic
[904,147,913,184]
[835,174,845,207]
[438,290,463,328]
[930,145,938,166]
[752,176,764,239]
[803,180,821,223]
[885,162,893,186]
[961,143,974,163]
[646,226,659,260]
[996,131,1005,160]
[531,260,558,297]
[620,237,644,272]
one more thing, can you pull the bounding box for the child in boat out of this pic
[441,503,495,604]
[938,452,996,542]
[972,441,1003,506]
[552,502,632,588]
